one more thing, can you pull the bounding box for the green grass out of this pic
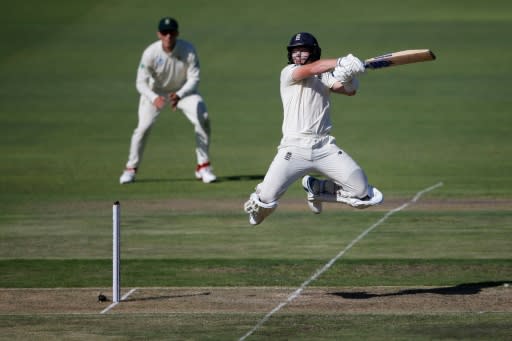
[1,314,511,341]
[1,0,511,339]
[1,0,511,202]
[1,259,510,288]
[1,209,510,260]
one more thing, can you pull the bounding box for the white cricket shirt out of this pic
[136,39,200,102]
[279,64,337,142]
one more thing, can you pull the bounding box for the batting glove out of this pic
[334,54,365,82]
[333,65,351,83]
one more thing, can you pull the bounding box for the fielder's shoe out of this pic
[302,175,322,214]
[195,162,217,183]
[119,168,136,184]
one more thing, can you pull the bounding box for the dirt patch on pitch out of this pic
[2,284,511,315]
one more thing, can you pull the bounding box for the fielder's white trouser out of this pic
[257,135,368,204]
[125,94,211,169]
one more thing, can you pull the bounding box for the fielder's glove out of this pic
[333,54,365,83]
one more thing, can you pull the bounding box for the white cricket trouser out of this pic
[257,135,368,204]
[125,93,211,169]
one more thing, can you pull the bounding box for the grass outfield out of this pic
[2,313,510,341]
[1,0,512,340]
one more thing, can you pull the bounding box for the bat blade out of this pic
[364,49,436,70]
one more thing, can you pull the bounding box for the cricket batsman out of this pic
[244,32,383,225]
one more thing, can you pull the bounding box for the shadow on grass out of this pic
[330,281,510,299]
[219,174,265,181]
[124,291,211,302]
[134,174,265,183]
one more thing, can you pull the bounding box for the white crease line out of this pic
[100,288,137,314]
[239,181,444,341]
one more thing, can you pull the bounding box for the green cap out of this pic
[158,17,178,32]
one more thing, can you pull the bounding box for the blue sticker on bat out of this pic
[366,60,394,69]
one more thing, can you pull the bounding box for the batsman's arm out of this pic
[292,59,338,81]
[325,70,357,96]
[331,80,357,96]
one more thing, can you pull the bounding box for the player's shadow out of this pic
[330,281,509,299]
[123,291,211,302]
[136,174,265,183]
[217,174,265,182]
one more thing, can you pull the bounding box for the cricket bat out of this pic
[364,49,436,70]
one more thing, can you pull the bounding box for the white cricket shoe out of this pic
[195,163,217,183]
[340,185,384,209]
[302,175,322,214]
[119,168,136,184]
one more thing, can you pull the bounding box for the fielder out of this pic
[244,32,383,225]
[120,17,216,184]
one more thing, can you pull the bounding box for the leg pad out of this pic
[244,193,278,225]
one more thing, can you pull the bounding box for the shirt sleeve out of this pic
[175,46,200,99]
[280,64,297,86]
[135,49,159,103]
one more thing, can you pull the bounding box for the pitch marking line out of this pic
[100,288,137,314]
[239,181,444,341]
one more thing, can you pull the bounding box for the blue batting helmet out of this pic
[287,32,321,64]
